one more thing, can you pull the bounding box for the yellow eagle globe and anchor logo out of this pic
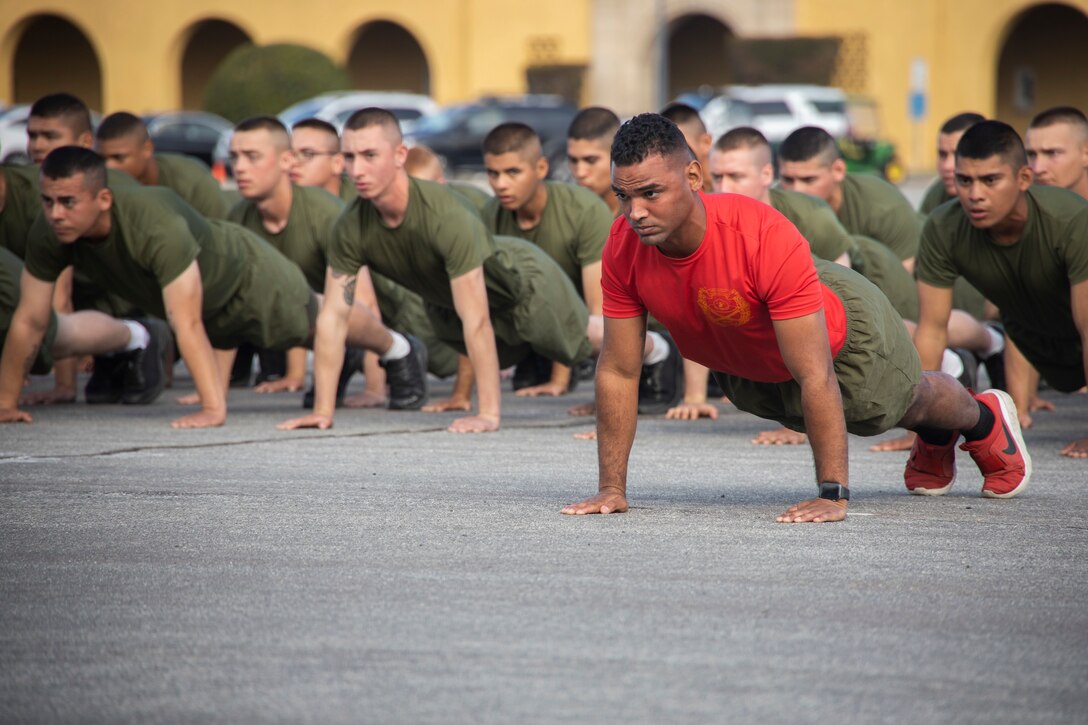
[697,288,752,327]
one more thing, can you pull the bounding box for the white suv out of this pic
[722,85,849,142]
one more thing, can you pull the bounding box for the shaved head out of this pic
[483,122,542,160]
[234,116,290,151]
[343,107,403,145]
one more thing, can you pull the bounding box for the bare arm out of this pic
[449,266,501,432]
[43,265,77,402]
[914,281,954,371]
[580,261,604,317]
[162,261,226,429]
[561,314,646,514]
[774,309,849,523]
[277,266,355,429]
[0,270,55,421]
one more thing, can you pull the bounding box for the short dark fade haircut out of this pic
[714,126,770,153]
[235,115,289,135]
[292,118,339,136]
[956,120,1028,168]
[660,103,707,134]
[778,126,841,164]
[29,92,93,135]
[482,122,540,156]
[940,112,985,135]
[567,106,621,142]
[1029,105,1088,131]
[610,113,693,167]
[343,107,401,137]
[41,146,108,191]
[96,111,148,142]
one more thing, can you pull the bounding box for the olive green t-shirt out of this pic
[918,178,953,216]
[229,184,340,292]
[449,181,492,215]
[154,153,230,219]
[24,185,282,320]
[769,187,853,262]
[328,177,521,311]
[0,164,40,258]
[836,174,921,261]
[917,185,1088,345]
[481,181,610,295]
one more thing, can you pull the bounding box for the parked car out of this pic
[143,111,232,168]
[724,84,849,143]
[278,91,439,136]
[700,95,754,143]
[0,105,31,164]
[405,95,577,177]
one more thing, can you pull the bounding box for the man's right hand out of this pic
[0,407,33,423]
[561,490,628,515]
[277,414,333,431]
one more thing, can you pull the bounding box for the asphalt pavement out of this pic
[2,365,1086,724]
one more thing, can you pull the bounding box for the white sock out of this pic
[983,325,1005,358]
[122,320,150,351]
[941,348,964,378]
[644,331,669,366]
[380,331,410,361]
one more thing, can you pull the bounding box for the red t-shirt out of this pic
[602,192,847,383]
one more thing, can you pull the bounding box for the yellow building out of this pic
[2,0,1086,173]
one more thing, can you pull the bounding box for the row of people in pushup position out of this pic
[1,91,1085,522]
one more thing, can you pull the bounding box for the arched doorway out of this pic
[181,19,251,110]
[348,21,429,94]
[996,3,1088,131]
[667,14,733,101]
[12,15,102,110]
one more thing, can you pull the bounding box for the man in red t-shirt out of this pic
[561,114,1032,523]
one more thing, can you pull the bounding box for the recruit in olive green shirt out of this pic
[24,185,312,348]
[229,184,341,292]
[154,153,230,220]
[481,181,611,296]
[917,185,1088,355]
[329,177,522,311]
[836,173,922,261]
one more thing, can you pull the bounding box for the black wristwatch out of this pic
[818,482,850,502]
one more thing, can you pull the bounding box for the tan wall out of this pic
[0,0,592,114]
[794,0,1088,173]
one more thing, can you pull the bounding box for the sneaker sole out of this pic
[907,459,957,496]
[980,388,1032,499]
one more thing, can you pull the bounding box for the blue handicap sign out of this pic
[909,91,926,120]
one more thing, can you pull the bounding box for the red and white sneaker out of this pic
[905,435,958,495]
[960,389,1032,499]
